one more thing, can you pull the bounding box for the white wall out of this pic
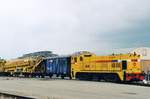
[131,47,150,60]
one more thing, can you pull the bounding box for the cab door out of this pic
[122,61,127,70]
[79,56,84,70]
[122,60,127,81]
[83,55,91,71]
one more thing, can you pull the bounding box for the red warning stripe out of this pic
[94,60,118,63]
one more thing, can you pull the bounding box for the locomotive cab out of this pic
[70,51,96,79]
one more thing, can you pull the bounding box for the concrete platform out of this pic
[0,77,149,99]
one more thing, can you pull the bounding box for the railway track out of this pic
[71,78,150,87]
[1,76,150,87]
[115,81,150,87]
[0,92,34,99]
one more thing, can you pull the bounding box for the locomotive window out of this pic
[84,55,92,57]
[80,57,83,61]
[74,57,77,62]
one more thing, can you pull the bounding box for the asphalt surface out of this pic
[0,77,149,99]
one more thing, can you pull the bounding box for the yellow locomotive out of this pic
[71,51,144,82]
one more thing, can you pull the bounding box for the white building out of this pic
[131,47,150,74]
[131,47,150,60]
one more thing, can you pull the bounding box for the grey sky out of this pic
[0,0,150,59]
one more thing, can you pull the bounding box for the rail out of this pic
[114,81,150,87]
[0,92,35,99]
